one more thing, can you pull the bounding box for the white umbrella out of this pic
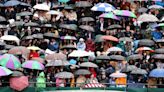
[68,50,91,57]
[46,10,63,16]
[148,5,163,9]
[33,3,50,11]
[137,13,159,22]
[110,71,127,78]
[0,35,20,45]
[27,46,41,51]
[107,47,123,53]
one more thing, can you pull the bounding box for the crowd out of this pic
[0,0,163,91]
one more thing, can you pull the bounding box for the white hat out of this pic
[79,38,84,42]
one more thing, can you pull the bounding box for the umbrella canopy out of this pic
[22,60,44,70]
[155,48,164,54]
[107,47,123,53]
[60,24,77,31]
[79,17,95,22]
[139,39,155,46]
[31,57,45,64]
[12,71,24,77]
[152,54,164,59]
[91,3,115,12]
[33,3,50,11]
[0,54,21,70]
[138,7,148,13]
[46,60,70,67]
[41,24,57,28]
[149,68,164,78]
[96,55,110,60]
[8,46,30,55]
[20,2,31,7]
[45,53,67,61]
[107,24,122,30]
[94,35,104,42]
[101,35,119,42]
[0,16,6,22]
[27,46,41,51]
[131,68,147,75]
[55,72,74,78]
[68,50,91,57]
[4,0,21,7]
[60,45,77,50]
[99,12,120,20]
[109,55,125,61]
[0,66,12,76]
[79,62,98,68]
[137,13,159,22]
[148,5,163,9]
[122,65,137,72]
[156,39,164,43]
[110,71,127,78]
[75,69,91,75]
[75,1,92,7]
[135,47,154,53]
[0,25,7,28]
[60,35,77,40]
[119,37,133,42]
[16,11,33,16]
[13,21,25,26]
[0,35,20,45]
[46,10,63,16]
[24,22,39,27]
[58,0,70,3]
[79,25,95,32]
[113,10,137,18]
[128,54,143,60]
[44,32,59,38]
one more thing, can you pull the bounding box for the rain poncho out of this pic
[36,72,46,88]
[77,42,86,50]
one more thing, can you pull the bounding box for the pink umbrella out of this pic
[10,76,29,91]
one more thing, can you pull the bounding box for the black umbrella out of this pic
[41,24,57,28]
[152,54,164,59]
[44,32,59,38]
[128,54,143,60]
[139,39,155,46]
[75,69,91,75]
[96,55,110,60]
[60,24,77,31]
[60,45,77,50]
[79,25,95,32]
[32,33,43,39]
[16,11,33,16]
[109,55,125,61]
[107,24,122,30]
[79,17,95,22]
[155,48,164,54]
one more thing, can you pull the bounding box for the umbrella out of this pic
[22,35,33,40]
[0,66,12,76]
[91,3,115,12]
[128,54,143,60]
[0,16,6,22]
[46,10,63,16]
[156,39,164,43]
[32,57,45,64]
[0,3,4,7]
[5,45,15,50]
[16,11,33,16]
[135,47,154,53]
[44,32,59,38]
[58,0,70,3]
[75,69,91,75]
[107,24,122,30]
[0,35,20,45]
[0,25,7,29]
[79,17,95,22]
[152,54,164,59]
[94,35,104,42]
[10,76,29,91]
[22,60,44,70]
[138,7,148,13]
[131,68,147,75]
[13,21,25,26]
[79,62,98,68]
[113,10,137,18]
[68,50,91,57]
[122,65,137,72]
[12,71,24,77]
[8,46,30,55]
[64,5,74,9]
[96,55,110,60]
[20,2,31,7]
[60,24,77,31]
[24,22,39,27]
[27,46,41,51]
[155,23,164,28]
[110,71,127,78]
[119,37,133,42]
[4,0,21,7]
[155,48,164,54]
[60,45,77,50]
[75,1,92,7]
[139,39,155,46]
[33,33,43,39]
[109,55,125,61]
[33,4,50,11]
[41,24,57,28]
[0,54,21,70]
[149,68,164,78]
[60,35,77,40]
[148,5,163,9]
[46,60,70,67]
[55,72,74,78]
[79,25,95,32]
[107,47,123,52]
[101,35,119,42]
[45,53,67,61]
[99,12,120,20]
[137,13,159,22]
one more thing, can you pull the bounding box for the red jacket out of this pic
[85,39,95,52]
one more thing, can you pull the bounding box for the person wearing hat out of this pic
[77,38,86,51]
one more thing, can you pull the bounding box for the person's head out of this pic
[126,25,130,31]
[79,38,84,43]
[100,18,104,22]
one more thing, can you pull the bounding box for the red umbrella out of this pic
[10,76,29,91]
[101,35,119,42]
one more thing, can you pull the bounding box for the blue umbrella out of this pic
[149,69,164,78]
[91,3,116,12]
[4,0,21,7]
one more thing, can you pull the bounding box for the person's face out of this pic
[126,26,130,31]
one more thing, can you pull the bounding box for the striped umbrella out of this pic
[99,12,120,20]
[0,66,12,76]
[0,54,21,70]
[60,35,76,40]
[22,60,44,70]
[113,10,137,18]
[91,3,115,12]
